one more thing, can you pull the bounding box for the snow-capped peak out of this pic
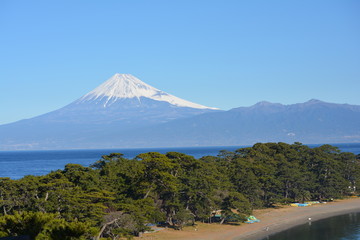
[79,73,217,109]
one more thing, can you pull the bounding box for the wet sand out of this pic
[138,198,360,240]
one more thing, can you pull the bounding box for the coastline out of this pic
[139,198,360,240]
[232,197,360,240]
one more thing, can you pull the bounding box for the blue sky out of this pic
[1,0,359,124]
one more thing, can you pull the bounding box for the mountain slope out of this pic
[1,72,359,150]
[0,74,218,150]
[79,73,216,109]
[96,99,360,147]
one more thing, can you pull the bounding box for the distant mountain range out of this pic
[119,99,360,147]
[1,74,359,150]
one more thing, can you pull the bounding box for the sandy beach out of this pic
[138,197,360,240]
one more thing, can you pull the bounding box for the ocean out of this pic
[0,143,359,180]
[264,212,360,240]
[0,145,241,179]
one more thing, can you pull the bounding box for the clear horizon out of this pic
[1,0,359,124]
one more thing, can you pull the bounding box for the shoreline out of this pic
[233,198,360,240]
[139,198,360,240]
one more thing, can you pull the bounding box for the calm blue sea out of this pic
[0,146,241,179]
[0,143,359,180]
[264,212,360,240]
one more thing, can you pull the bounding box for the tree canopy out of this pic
[0,143,359,239]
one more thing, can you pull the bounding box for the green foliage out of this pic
[0,211,94,239]
[219,191,251,224]
[0,211,55,239]
[1,143,359,238]
[172,208,194,229]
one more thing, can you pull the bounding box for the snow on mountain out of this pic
[0,73,221,150]
[79,73,217,109]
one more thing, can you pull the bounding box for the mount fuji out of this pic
[40,73,218,126]
[1,73,360,150]
[79,73,216,110]
[0,74,219,150]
